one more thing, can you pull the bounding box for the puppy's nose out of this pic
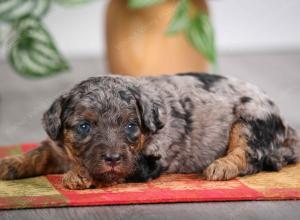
[104,153,121,164]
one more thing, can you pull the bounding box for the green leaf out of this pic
[54,0,97,6]
[128,0,164,9]
[166,0,189,35]
[0,0,50,22]
[185,12,216,63]
[8,16,69,78]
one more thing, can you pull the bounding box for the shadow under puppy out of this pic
[0,73,299,189]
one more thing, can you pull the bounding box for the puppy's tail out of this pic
[0,140,69,180]
[283,126,300,164]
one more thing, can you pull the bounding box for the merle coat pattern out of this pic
[0,73,299,189]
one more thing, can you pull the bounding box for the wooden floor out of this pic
[0,52,300,219]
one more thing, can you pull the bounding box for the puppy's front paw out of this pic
[0,157,22,180]
[62,170,94,190]
[203,159,239,181]
[143,144,161,159]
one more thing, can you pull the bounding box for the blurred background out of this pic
[0,0,300,145]
[44,0,300,56]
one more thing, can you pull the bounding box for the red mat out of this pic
[0,144,299,210]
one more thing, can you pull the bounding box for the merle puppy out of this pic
[0,73,299,189]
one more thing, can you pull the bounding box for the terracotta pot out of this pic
[106,0,210,76]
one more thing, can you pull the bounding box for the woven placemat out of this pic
[0,144,299,210]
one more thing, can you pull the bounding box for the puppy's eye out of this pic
[125,123,138,134]
[125,123,140,142]
[76,122,92,136]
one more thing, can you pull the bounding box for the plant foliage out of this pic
[166,0,216,63]
[0,0,50,22]
[0,0,216,78]
[8,16,68,77]
[166,0,189,34]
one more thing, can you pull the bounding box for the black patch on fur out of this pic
[242,114,286,172]
[170,106,185,120]
[152,104,164,130]
[170,98,194,136]
[268,99,274,106]
[240,96,252,104]
[118,90,131,104]
[177,72,225,91]
[232,105,237,115]
[169,105,186,142]
[180,97,194,134]
[282,126,299,164]
[126,155,163,182]
[246,114,285,150]
[263,154,283,171]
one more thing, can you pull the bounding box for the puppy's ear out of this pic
[128,87,164,133]
[42,96,64,140]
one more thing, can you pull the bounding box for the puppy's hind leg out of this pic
[282,126,300,164]
[0,140,70,180]
[204,122,249,180]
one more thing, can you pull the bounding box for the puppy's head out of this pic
[42,76,163,184]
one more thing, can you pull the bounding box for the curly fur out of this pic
[0,72,299,189]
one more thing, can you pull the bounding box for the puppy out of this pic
[0,73,299,189]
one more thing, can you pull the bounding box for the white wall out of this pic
[44,0,108,57]
[209,0,300,53]
[11,0,300,57]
